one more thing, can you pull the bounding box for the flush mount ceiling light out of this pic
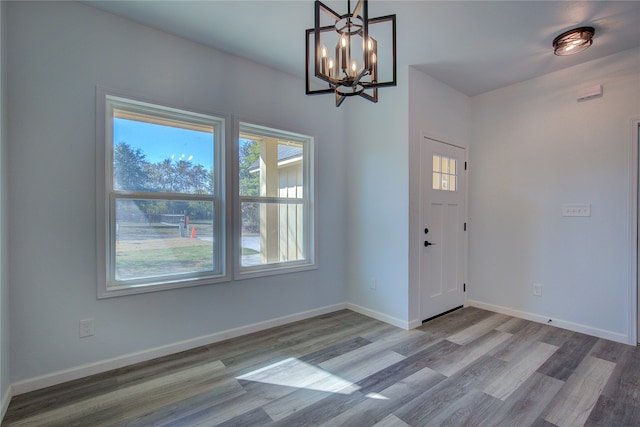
[553,26,595,56]
[305,0,396,107]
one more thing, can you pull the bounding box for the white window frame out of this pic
[234,120,317,279]
[96,88,231,298]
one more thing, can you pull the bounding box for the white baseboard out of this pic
[346,303,410,330]
[11,303,347,396]
[1,385,12,422]
[467,299,630,344]
[12,299,630,398]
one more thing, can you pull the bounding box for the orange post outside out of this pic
[191,226,196,238]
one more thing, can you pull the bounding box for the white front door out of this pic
[420,136,466,321]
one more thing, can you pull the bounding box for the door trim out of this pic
[631,117,640,345]
[419,132,469,322]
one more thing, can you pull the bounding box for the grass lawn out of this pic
[116,244,214,279]
[115,234,261,280]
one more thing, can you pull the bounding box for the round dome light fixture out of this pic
[553,26,595,56]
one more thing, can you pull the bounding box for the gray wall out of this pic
[469,48,640,341]
[6,1,347,384]
[345,67,410,326]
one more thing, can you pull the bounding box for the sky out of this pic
[114,118,215,170]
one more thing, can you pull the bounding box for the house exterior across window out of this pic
[237,122,316,278]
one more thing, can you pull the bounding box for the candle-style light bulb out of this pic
[340,35,347,70]
[351,60,357,77]
[320,44,328,75]
[370,52,377,82]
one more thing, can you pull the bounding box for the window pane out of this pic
[114,199,214,283]
[433,155,441,172]
[441,157,449,174]
[101,93,227,297]
[241,202,305,267]
[238,121,313,275]
[113,113,215,195]
[239,138,260,197]
[432,154,459,192]
[432,172,441,190]
[442,174,449,190]
[239,137,303,199]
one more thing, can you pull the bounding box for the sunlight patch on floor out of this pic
[237,357,388,398]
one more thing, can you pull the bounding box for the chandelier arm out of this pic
[352,0,363,19]
[359,88,378,103]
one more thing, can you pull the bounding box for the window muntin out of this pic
[237,123,314,275]
[99,93,226,297]
[432,154,457,192]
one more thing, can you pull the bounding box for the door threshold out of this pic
[422,305,464,324]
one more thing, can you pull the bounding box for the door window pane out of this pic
[432,172,441,190]
[433,155,441,172]
[432,154,458,192]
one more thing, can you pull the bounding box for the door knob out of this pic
[424,241,436,247]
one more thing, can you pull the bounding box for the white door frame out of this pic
[631,117,640,345]
[419,132,469,322]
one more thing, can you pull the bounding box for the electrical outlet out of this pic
[533,284,542,297]
[370,278,377,290]
[79,319,94,338]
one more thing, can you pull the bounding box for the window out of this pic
[237,122,315,277]
[432,154,457,191]
[97,91,228,297]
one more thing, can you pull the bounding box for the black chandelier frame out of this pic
[305,0,396,107]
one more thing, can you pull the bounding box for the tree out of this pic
[114,143,213,222]
[114,142,150,191]
[146,158,208,194]
[206,168,216,195]
[239,139,260,197]
[239,139,261,232]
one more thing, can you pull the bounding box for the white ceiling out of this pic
[86,1,640,96]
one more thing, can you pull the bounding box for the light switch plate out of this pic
[79,319,95,338]
[562,204,591,217]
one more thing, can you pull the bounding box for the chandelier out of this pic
[305,0,396,107]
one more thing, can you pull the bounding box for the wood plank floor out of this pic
[3,307,640,426]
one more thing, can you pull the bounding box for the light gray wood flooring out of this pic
[3,307,639,426]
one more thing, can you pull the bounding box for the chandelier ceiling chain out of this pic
[305,0,396,107]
